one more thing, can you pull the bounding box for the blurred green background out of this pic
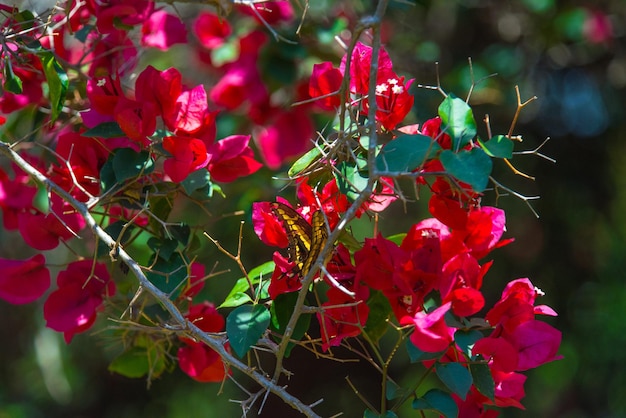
[1,0,625,417]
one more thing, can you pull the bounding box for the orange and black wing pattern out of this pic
[270,202,328,278]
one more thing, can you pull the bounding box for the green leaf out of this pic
[364,291,392,343]
[108,346,166,378]
[40,52,68,122]
[32,183,49,214]
[226,305,271,357]
[406,339,444,363]
[435,362,473,400]
[96,221,134,258]
[439,148,492,192]
[336,161,369,201]
[470,362,495,401]
[455,329,484,357]
[270,292,311,357]
[74,24,94,43]
[478,135,514,158]
[412,389,458,418]
[3,59,23,94]
[147,237,179,261]
[385,380,402,400]
[83,121,126,138]
[438,94,477,150]
[288,145,322,177]
[145,253,188,299]
[181,169,210,195]
[364,410,398,418]
[211,40,239,67]
[220,262,275,308]
[375,134,440,172]
[112,149,155,182]
[386,233,406,246]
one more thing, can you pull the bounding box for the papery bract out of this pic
[0,254,50,304]
[194,11,231,49]
[163,136,209,183]
[207,135,262,182]
[178,302,228,382]
[317,287,369,351]
[141,11,187,50]
[255,109,314,169]
[43,260,115,343]
[309,62,342,110]
[405,302,454,353]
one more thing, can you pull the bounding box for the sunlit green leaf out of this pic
[440,148,492,192]
[478,135,514,158]
[40,52,68,122]
[438,94,477,150]
[375,134,440,172]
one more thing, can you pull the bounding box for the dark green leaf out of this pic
[226,305,271,357]
[181,169,210,195]
[478,135,514,158]
[96,221,134,258]
[412,389,458,418]
[440,148,493,192]
[40,52,68,122]
[83,121,126,138]
[270,292,311,357]
[364,410,398,418]
[406,339,444,363]
[74,24,94,43]
[386,380,402,400]
[375,134,440,172]
[438,94,477,150]
[470,362,495,401]
[112,149,155,182]
[169,224,191,245]
[3,60,23,94]
[435,362,473,400]
[455,329,484,357]
[147,238,179,261]
[145,253,188,299]
[364,291,392,343]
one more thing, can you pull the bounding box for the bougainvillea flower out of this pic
[296,178,350,228]
[86,0,154,34]
[251,200,290,248]
[88,29,137,77]
[491,370,527,409]
[135,66,182,119]
[255,108,314,169]
[18,197,85,251]
[0,254,50,304]
[510,319,562,371]
[317,287,369,351]
[206,135,263,182]
[268,252,302,298]
[486,278,539,334]
[43,260,115,343]
[178,302,228,382]
[309,62,342,110]
[473,337,519,373]
[163,135,209,183]
[193,11,231,49]
[141,10,187,50]
[0,164,37,230]
[340,42,393,96]
[404,302,454,353]
[369,73,414,131]
[166,85,212,135]
[181,262,206,299]
[114,97,157,143]
[452,206,509,260]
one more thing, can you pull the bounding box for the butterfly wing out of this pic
[271,202,313,275]
[301,210,329,278]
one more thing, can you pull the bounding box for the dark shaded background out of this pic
[1,0,625,417]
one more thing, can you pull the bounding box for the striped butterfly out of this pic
[270,202,329,278]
